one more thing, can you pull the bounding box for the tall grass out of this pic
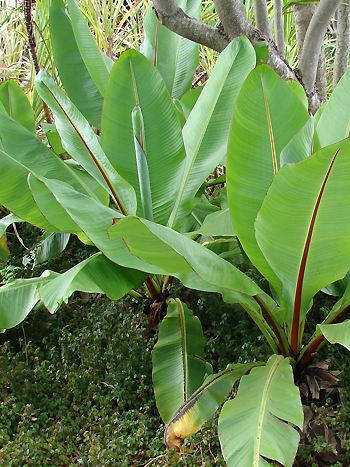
[0,0,340,106]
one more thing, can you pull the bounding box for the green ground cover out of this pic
[1,231,350,466]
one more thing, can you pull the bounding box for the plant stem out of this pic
[290,150,339,355]
[162,275,173,294]
[128,289,145,300]
[254,295,289,356]
[297,304,350,369]
[205,174,226,187]
[240,299,279,354]
[145,277,159,300]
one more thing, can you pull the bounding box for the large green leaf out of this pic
[198,208,235,237]
[178,86,203,119]
[0,214,22,238]
[0,112,107,231]
[39,177,260,297]
[0,80,35,132]
[227,65,309,293]
[42,123,66,156]
[255,140,350,346]
[49,0,103,128]
[204,238,245,265]
[101,49,186,224]
[40,178,280,351]
[108,216,263,300]
[23,232,70,267]
[39,253,145,312]
[67,0,110,97]
[35,71,136,215]
[140,1,200,99]
[280,117,315,166]
[153,298,212,424]
[28,175,80,232]
[315,68,350,150]
[131,106,153,220]
[299,278,350,362]
[164,362,260,449]
[218,355,303,467]
[0,272,56,329]
[319,321,350,351]
[322,271,350,297]
[169,37,256,228]
[0,147,55,230]
[325,279,350,322]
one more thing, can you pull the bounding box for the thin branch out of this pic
[299,0,342,97]
[293,3,327,105]
[153,0,229,51]
[333,0,350,87]
[213,0,253,36]
[293,3,317,59]
[24,0,39,73]
[253,0,272,39]
[274,0,284,56]
[23,0,52,123]
[267,39,295,80]
[154,0,296,83]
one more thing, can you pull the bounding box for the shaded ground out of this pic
[1,229,350,465]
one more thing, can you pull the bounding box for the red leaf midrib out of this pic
[291,149,340,355]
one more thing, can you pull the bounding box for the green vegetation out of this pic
[1,0,350,465]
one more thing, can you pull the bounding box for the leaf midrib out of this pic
[178,299,188,402]
[41,80,127,214]
[253,356,282,466]
[169,47,240,227]
[291,149,339,353]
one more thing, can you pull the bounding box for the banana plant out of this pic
[140,0,201,100]
[1,1,349,463]
[0,0,256,330]
[148,65,350,466]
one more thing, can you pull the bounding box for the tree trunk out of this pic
[293,3,327,103]
[333,0,350,87]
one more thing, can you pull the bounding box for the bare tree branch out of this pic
[253,0,272,39]
[293,3,316,58]
[153,0,296,86]
[299,0,342,96]
[213,0,253,36]
[274,0,285,56]
[267,40,294,79]
[153,0,229,51]
[293,3,327,103]
[334,0,350,86]
[24,0,52,123]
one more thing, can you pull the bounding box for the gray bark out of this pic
[153,0,229,51]
[299,0,342,97]
[333,0,350,86]
[213,0,253,36]
[267,39,294,79]
[293,3,327,103]
[253,0,272,39]
[154,0,295,81]
[274,0,285,56]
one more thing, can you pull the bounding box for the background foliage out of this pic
[1,229,350,465]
